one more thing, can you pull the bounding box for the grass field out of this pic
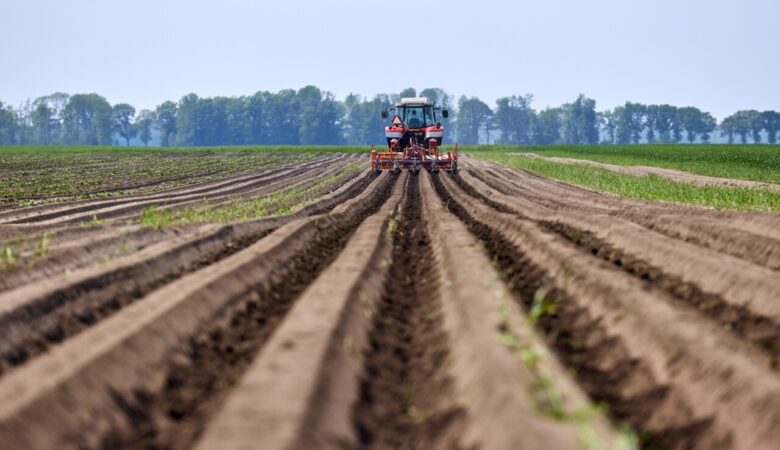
[476,151,780,212]
[467,144,780,184]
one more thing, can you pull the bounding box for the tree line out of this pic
[0,87,778,146]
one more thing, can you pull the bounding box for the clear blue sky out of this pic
[1,0,778,120]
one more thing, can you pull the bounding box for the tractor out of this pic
[370,97,458,175]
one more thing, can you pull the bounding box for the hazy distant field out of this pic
[3,144,780,211]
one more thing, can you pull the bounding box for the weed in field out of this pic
[497,294,638,450]
[82,215,106,226]
[528,287,558,324]
[1,246,17,268]
[33,232,51,258]
[140,206,173,228]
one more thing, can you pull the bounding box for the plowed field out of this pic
[1,153,779,450]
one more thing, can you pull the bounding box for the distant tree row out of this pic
[720,110,780,144]
[1,88,778,146]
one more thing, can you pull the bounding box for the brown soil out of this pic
[432,169,780,450]
[353,174,465,450]
[0,169,376,377]
[1,154,779,450]
[0,155,349,226]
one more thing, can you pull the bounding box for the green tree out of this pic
[699,112,716,143]
[112,103,137,145]
[560,94,598,145]
[174,94,200,146]
[532,107,561,145]
[343,93,392,145]
[678,107,703,143]
[398,87,417,99]
[761,111,780,144]
[597,110,616,144]
[652,105,679,143]
[155,101,177,147]
[745,110,763,143]
[494,95,534,144]
[264,89,300,145]
[456,96,492,144]
[62,93,112,145]
[724,111,752,143]
[31,102,53,144]
[35,93,70,144]
[720,116,736,143]
[225,97,248,145]
[0,100,18,144]
[614,102,646,144]
[644,105,658,143]
[299,87,343,145]
[419,88,452,109]
[135,109,155,146]
[245,91,268,144]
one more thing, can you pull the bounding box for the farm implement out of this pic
[370,97,458,174]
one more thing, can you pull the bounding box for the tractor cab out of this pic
[371,97,457,175]
[382,97,449,150]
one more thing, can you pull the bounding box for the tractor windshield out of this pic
[402,106,435,128]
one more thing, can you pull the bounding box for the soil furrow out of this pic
[458,167,780,329]
[196,171,628,450]
[194,173,406,450]
[8,163,323,225]
[433,172,780,450]
[353,174,464,450]
[0,155,345,225]
[0,170,377,376]
[94,173,396,450]
[467,156,780,254]
[0,167,371,293]
[451,172,780,365]
[0,172,394,450]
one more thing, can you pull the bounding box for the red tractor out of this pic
[370,97,458,175]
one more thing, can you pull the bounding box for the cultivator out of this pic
[370,97,458,175]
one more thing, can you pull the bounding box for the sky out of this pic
[1,0,778,120]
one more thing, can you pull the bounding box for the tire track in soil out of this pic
[450,173,780,367]
[95,173,397,450]
[431,174,716,450]
[0,171,378,378]
[353,174,465,450]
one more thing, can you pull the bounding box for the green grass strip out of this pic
[476,152,780,212]
[463,144,780,184]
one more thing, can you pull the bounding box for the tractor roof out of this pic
[397,97,432,107]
